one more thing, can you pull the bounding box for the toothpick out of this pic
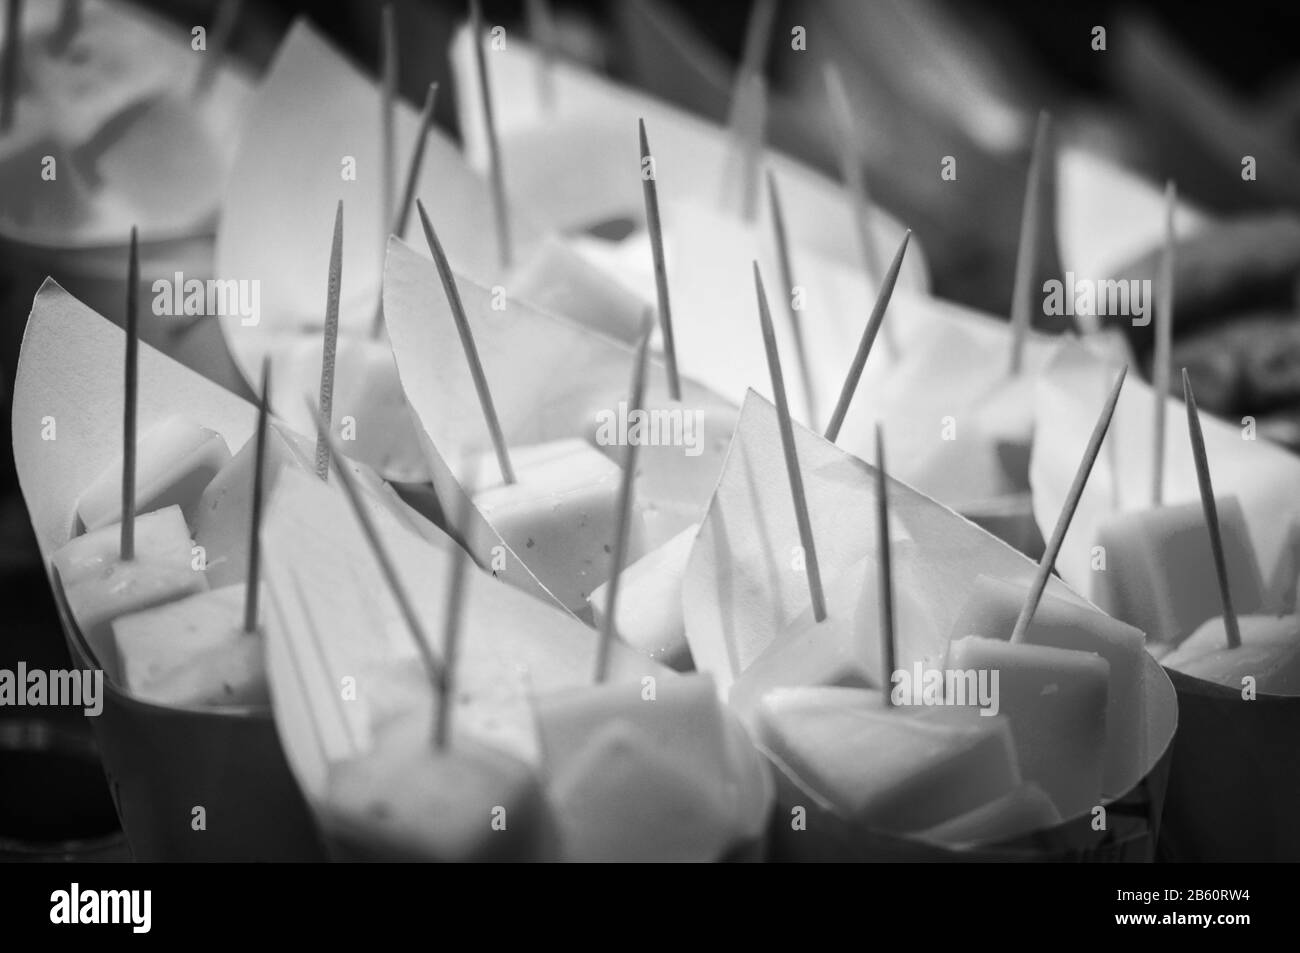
[416,199,515,484]
[595,322,653,684]
[434,489,474,748]
[823,229,910,443]
[1011,364,1127,643]
[723,0,776,220]
[823,62,895,359]
[755,261,826,622]
[875,424,895,707]
[1009,111,1050,376]
[1,0,23,133]
[379,4,398,272]
[314,200,344,482]
[766,170,817,429]
[639,118,681,401]
[120,226,139,561]
[1151,181,1176,506]
[244,357,270,635]
[524,0,557,112]
[371,81,438,338]
[49,0,79,56]
[193,0,241,98]
[470,0,512,269]
[1183,368,1241,650]
[316,404,446,697]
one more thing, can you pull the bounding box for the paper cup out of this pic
[1156,667,1300,861]
[764,653,1177,862]
[50,577,325,862]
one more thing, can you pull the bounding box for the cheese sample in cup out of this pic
[1094,496,1265,647]
[51,505,208,681]
[509,235,648,344]
[588,523,697,669]
[112,585,267,708]
[534,673,744,862]
[1161,614,1300,695]
[192,422,313,588]
[950,575,1146,796]
[324,715,557,862]
[470,438,644,613]
[916,782,1061,848]
[75,415,231,532]
[944,636,1109,816]
[755,686,1022,834]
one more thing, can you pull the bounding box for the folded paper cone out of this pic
[1157,668,1300,861]
[9,282,420,860]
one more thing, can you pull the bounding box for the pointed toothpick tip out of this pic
[638,119,680,401]
[875,423,896,707]
[244,356,272,634]
[1011,363,1127,642]
[595,328,653,684]
[824,226,910,443]
[755,261,826,623]
[416,200,515,485]
[314,201,344,482]
[765,168,816,428]
[1009,113,1051,377]
[1182,367,1241,650]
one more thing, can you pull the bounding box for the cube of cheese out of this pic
[1161,614,1300,695]
[950,576,1147,796]
[917,782,1061,848]
[756,686,1022,833]
[535,674,740,862]
[944,636,1109,816]
[510,235,648,344]
[192,422,313,588]
[588,523,696,669]
[324,715,556,862]
[112,585,267,708]
[471,439,644,613]
[51,506,208,681]
[75,415,231,532]
[1094,496,1264,646]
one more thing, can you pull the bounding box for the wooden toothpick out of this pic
[371,81,439,338]
[314,200,344,482]
[755,261,826,622]
[823,229,910,443]
[1183,368,1241,650]
[1009,111,1050,376]
[1011,364,1127,642]
[766,170,817,429]
[120,226,140,561]
[639,118,681,401]
[875,424,895,707]
[470,0,512,269]
[1,0,23,133]
[244,357,271,635]
[416,199,515,485]
[1151,181,1177,506]
[724,0,776,220]
[317,406,446,703]
[524,0,557,112]
[434,488,474,748]
[823,62,895,359]
[595,321,653,684]
[379,3,398,271]
[193,0,241,98]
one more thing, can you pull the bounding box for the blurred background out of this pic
[2,0,1298,858]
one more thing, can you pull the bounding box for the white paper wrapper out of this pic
[214,20,546,480]
[446,24,928,291]
[682,391,1176,828]
[1029,339,1300,610]
[383,235,737,608]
